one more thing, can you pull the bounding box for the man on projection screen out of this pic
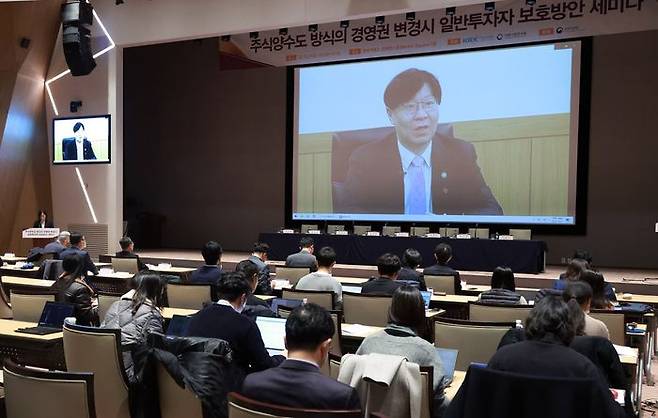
[343,68,503,215]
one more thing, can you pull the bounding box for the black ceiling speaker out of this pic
[61,1,96,76]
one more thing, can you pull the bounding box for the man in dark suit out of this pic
[115,236,147,271]
[186,272,284,374]
[190,241,222,285]
[361,253,403,296]
[59,232,98,276]
[343,68,502,215]
[241,303,361,410]
[423,243,461,294]
[246,242,272,295]
[285,236,318,272]
[62,122,96,161]
[43,231,70,258]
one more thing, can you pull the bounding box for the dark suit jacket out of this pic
[190,265,222,285]
[343,131,502,215]
[423,264,462,293]
[242,359,361,410]
[115,250,147,271]
[186,304,283,373]
[43,241,66,257]
[59,246,98,276]
[32,220,54,228]
[361,276,401,296]
[62,137,97,160]
[397,267,427,290]
[285,251,318,272]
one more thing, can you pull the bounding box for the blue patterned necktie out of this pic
[407,156,426,214]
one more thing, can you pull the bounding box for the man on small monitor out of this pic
[62,122,97,161]
[343,68,502,215]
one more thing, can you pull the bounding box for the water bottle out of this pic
[515,319,523,329]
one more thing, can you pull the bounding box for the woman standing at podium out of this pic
[32,209,53,228]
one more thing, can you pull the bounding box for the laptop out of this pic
[166,314,192,337]
[256,316,287,356]
[342,285,362,294]
[270,298,303,314]
[16,301,74,335]
[420,290,432,308]
[436,347,459,385]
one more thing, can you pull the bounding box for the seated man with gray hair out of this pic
[115,236,148,271]
[43,231,71,258]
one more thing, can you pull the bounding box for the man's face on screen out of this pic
[74,128,86,142]
[388,83,439,151]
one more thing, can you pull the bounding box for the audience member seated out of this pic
[295,246,343,309]
[397,248,427,290]
[423,244,461,293]
[285,237,318,272]
[487,296,625,418]
[553,258,589,291]
[241,303,360,410]
[236,260,276,319]
[185,272,284,374]
[190,241,223,285]
[361,253,403,296]
[115,236,147,271]
[51,254,98,326]
[580,270,614,310]
[101,273,166,383]
[478,267,527,305]
[356,286,446,415]
[33,209,54,228]
[43,231,70,258]
[59,232,98,276]
[563,281,610,339]
[247,242,273,295]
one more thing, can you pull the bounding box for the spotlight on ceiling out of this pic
[405,12,416,20]
[279,27,288,35]
[485,1,496,11]
[526,0,537,5]
[340,20,349,28]
[308,24,318,32]
[375,15,385,24]
[446,7,457,15]
[249,31,259,39]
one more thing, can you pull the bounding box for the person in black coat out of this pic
[190,241,223,285]
[343,68,502,215]
[361,253,403,296]
[423,243,461,293]
[397,248,427,290]
[114,236,147,271]
[32,209,54,228]
[484,296,625,418]
[51,254,98,326]
[185,272,284,374]
[59,232,98,276]
[242,303,360,410]
[235,260,276,319]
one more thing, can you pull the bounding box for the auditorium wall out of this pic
[0,0,60,255]
[124,29,658,269]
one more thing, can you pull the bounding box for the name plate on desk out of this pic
[456,234,472,239]
[366,231,381,237]
[281,229,295,234]
[335,230,349,236]
[22,228,60,239]
[395,232,410,237]
[307,229,321,235]
[498,235,514,240]
[425,233,441,238]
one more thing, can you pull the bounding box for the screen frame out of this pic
[52,114,112,166]
[285,37,591,235]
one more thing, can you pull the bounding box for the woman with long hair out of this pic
[51,254,98,326]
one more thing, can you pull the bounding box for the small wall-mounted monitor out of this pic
[52,114,111,165]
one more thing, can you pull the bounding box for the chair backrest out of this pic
[410,226,430,237]
[10,290,56,322]
[353,225,371,236]
[42,259,64,280]
[276,267,310,286]
[439,227,459,238]
[382,226,401,237]
[97,292,121,323]
[469,302,532,323]
[0,283,14,319]
[434,318,514,371]
[342,292,392,327]
[424,275,456,295]
[4,359,96,418]
[157,362,203,418]
[301,224,318,234]
[327,225,345,234]
[508,228,532,240]
[419,366,433,418]
[111,257,139,274]
[467,228,490,239]
[329,353,342,380]
[282,289,335,310]
[590,310,626,345]
[166,282,212,309]
[227,392,362,418]
[85,276,130,295]
[63,322,130,418]
[330,310,343,356]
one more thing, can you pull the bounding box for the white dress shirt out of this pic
[397,140,432,214]
[76,138,84,160]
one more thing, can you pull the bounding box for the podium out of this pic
[22,228,60,248]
